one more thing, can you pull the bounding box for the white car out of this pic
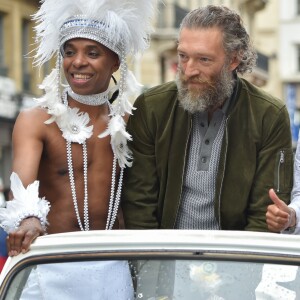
[0,230,300,300]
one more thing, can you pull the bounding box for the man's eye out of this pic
[200,57,210,63]
[178,54,187,60]
[64,50,74,57]
[89,52,99,58]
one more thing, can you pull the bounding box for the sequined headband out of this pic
[59,16,123,58]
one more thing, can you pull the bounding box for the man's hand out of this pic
[6,217,44,257]
[266,189,295,232]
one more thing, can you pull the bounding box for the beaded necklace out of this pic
[62,88,123,230]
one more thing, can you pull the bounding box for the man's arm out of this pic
[12,109,44,183]
[5,109,46,256]
[246,106,293,231]
[266,133,300,234]
[122,95,160,229]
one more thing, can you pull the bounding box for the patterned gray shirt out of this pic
[175,108,226,230]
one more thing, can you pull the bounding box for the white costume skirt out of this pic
[20,260,134,300]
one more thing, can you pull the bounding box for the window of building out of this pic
[175,5,189,28]
[22,19,31,92]
[297,45,300,72]
[0,13,7,76]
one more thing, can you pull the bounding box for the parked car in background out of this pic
[0,230,300,300]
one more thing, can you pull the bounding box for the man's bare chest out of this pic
[41,126,113,172]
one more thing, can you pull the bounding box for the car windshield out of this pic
[3,258,300,300]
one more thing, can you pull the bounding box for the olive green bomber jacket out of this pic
[122,77,293,231]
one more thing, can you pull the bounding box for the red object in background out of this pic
[0,228,7,273]
[0,256,7,272]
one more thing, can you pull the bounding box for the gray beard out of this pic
[176,67,235,114]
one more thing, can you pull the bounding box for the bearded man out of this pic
[122,5,293,232]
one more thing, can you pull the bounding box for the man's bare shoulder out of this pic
[16,106,50,124]
[15,106,51,129]
[13,106,53,142]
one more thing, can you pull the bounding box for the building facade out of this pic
[0,0,41,190]
[278,0,300,144]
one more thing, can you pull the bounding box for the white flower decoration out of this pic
[58,107,93,144]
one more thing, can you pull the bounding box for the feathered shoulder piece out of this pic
[32,0,156,66]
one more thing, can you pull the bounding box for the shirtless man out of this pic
[0,0,155,257]
[7,39,120,256]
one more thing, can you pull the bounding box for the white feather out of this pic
[0,173,50,233]
[98,115,132,168]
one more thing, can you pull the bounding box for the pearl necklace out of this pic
[63,89,123,231]
[66,140,89,231]
[66,86,109,106]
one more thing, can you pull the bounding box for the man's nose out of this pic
[72,54,87,68]
[183,59,200,78]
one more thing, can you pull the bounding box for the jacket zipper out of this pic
[277,150,285,193]
[173,117,192,228]
[217,118,228,229]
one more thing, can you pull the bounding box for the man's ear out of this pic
[112,58,120,73]
[229,54,240,71]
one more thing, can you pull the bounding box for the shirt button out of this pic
[201,157,207,163]
[205,139,209,145]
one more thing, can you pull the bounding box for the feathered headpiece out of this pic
[32,0,156,168]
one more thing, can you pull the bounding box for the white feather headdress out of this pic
[32,0,156,168]
[33,0,155,65]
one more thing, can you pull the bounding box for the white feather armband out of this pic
[0,172,50,233]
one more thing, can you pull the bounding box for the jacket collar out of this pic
[224,73,242,116]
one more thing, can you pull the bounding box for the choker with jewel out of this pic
[66,86,109,106]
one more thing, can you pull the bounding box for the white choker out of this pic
[66,86,109,106]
